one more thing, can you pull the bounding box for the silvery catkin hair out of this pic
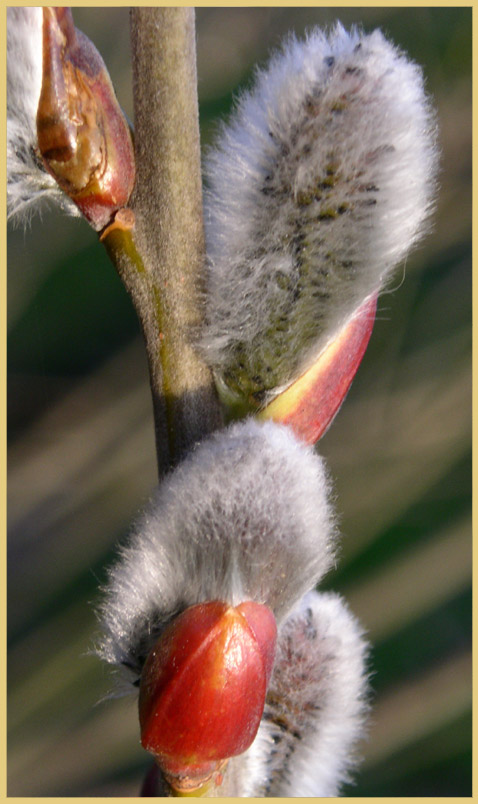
[201,24,438,406]
[7,7,79,223]
[240,591,369,796]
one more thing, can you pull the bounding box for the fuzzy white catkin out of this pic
[97,419,337,687]
[237,590,369,796]
[201,24,438,402]
[7,7,79,223]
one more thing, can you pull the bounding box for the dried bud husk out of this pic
[139,600,277,793]
[36,7,135,231]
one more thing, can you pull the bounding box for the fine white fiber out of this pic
[7,7,79,223]
[97,419,337,688]
[239,590,369,796]
[201,24,438,404]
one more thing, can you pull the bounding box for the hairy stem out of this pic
[120,7,221,476]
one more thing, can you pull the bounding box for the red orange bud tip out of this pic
[258,294,377,444]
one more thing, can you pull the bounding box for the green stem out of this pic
[102,9,221,477]
[101,213,182,470]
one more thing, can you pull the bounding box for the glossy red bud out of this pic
[37,8,135,231]
[258,294,377,444]
[139,600,277,792]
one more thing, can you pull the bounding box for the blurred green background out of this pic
[7,7,471,797]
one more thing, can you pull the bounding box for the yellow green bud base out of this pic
[167,760,229,796]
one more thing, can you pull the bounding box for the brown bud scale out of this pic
[37,8,135,231]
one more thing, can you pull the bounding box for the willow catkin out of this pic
[97,420,337,689]
[244,591,369,796]
[201,24,438,407]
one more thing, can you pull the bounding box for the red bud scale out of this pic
[139,600,277,793]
